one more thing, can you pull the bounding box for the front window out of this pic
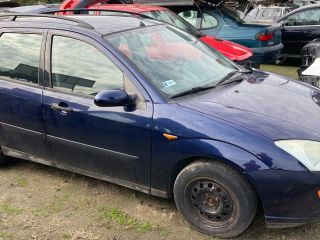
[106,25,237,98]
[283,8,320,26]
[51,36,124,95]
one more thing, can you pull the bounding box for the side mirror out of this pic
[94,89,137,107]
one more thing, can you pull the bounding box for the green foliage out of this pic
[14,0,62,6]
[98,207,169,234]
[16,178,28,187]
[0,203,23,215]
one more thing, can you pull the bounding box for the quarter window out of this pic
[0,33,42,85]
[51,36,124,96]
[179,10,218,29]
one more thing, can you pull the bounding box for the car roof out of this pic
[3,4,59,13]
[0,14,162,35]
[278,3,320,21]
[70,15,160,34]
[87,4,168,12]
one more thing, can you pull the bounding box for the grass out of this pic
[16,178,28,187]
[0,230,13,239]
[98,207,169,235]
[261,64,299,80]
[0,203,23,215]
[47,194,69,214]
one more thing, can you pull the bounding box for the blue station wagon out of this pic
[0,12,320,238]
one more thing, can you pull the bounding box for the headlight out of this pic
[275,140,320,171]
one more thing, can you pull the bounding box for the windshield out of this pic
[106,25,237,98]
[143,10,202,37]
[221,7,245,23]
[244,7,285,22]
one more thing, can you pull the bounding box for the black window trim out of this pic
[0,28,47,89]
[45,29,150,104]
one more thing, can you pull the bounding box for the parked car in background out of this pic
[131,0,283,65]
[0,4,59,13]
[2,11,320,239]
[277,4,320,59]
[244,5,291,23]
[294,0,320,7]
[299,38,320,86]
[57,1,254,65]
[0,1,19,9]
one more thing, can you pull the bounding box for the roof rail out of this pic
[0,13,94,29]
[43,9,156,21]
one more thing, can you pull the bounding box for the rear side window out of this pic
[51,36,124,96]
[179,10,218,29]
[0,33,42,85]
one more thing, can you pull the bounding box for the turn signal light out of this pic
[163,133,178,141]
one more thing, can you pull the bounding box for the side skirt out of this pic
[1,146,166,197]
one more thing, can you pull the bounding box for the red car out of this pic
[58,1,254,64]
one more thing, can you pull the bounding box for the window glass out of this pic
[51,36,123,96]
[202,13,219,29]
[179,10,218,29]
[106,25,236,99]
[284,8,320,26]
[0,33,42,85]
[143,10,201,36]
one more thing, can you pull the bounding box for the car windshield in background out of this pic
[143,10,202,37]
[244,7,288,22]
[106,25,236,98]
[221,7,245,23]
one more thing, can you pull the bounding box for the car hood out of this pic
[178,71,320,140]
[200,35,253,61]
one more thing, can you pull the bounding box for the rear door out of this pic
[281,7,320,56]
[0,29,52,162]
[42,30,153,192]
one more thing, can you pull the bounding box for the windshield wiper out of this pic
[170,68,252,99]
[216,68,252,87]
[170,85,217,99]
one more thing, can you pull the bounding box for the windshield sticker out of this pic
[162,80,176,88]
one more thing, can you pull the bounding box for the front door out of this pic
[0,30,52,162]
[42,31,153,192]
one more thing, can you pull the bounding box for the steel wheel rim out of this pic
[185,178,236,228]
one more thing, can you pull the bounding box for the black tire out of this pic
[173,160,257,238]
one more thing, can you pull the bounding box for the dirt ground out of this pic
[0,159,320,240]
[1,63,316,240]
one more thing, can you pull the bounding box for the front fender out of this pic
[150,135,270,197]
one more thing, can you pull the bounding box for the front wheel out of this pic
[173,161,257,238]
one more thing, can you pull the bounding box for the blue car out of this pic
[0,12,320,238]
[158,3,284,65]
[62,0,283,65]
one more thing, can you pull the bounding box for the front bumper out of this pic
[251,43,283,65]
[246,169,320,227]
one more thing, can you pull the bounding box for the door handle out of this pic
[51,103,73,112]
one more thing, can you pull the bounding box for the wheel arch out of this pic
[168,156,265,217]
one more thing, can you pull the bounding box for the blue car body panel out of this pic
[0,80,52,161]
[0,16,319,227]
